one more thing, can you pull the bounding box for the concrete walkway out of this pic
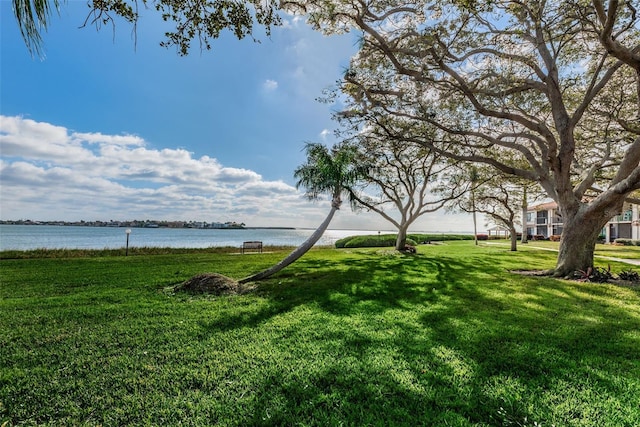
[484,242,640,266]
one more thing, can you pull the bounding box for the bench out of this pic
[242,241,263,254]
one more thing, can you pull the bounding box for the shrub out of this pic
[613,238,640,246]
[336,234,471,248]
[342,235,397,248]
[573,265,613,283]
[476,234,489,240]
[408,233,474,242]
[334,237,351,248]
[618,269,640,282]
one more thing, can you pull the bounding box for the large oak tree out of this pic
[293,0,640,276]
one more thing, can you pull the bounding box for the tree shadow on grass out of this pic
[195,251,480,334]
[194,250,640,425]
[409,276,640,424]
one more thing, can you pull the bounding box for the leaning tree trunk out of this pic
[238,202,340,284]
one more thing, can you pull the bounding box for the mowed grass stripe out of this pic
[1,241,639,426]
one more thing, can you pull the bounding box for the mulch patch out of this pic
[174,273,254,295]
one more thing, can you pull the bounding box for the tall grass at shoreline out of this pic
[2,241,639,425]
[0,245,308,260]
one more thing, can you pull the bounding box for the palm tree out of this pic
[238,142,366,284]
[13,0,61,57]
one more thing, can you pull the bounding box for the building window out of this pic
[536,211,548,225]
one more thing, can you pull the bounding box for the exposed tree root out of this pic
[509,269,555,277]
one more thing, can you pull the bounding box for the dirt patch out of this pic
[174,273,253,295]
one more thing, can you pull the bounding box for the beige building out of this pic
[525,201,640,243]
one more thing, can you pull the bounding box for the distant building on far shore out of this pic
[0,219,246,229]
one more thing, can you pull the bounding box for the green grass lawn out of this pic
[509,239,640,261]
[1,242,639,426]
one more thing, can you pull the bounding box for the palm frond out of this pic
[12,0,61,58]
[294,142,369,203]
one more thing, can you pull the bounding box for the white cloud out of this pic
[279,14,305,29]
[0,115,93,161]
[263,79,278,91]
[0,115,475,231]
[319,129,331,141]
[0,115,310,225]
[71,131,145,147]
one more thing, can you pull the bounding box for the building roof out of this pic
[527,201,558,211]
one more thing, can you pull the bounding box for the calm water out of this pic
[0,225,385,251]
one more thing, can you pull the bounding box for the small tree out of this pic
[238,142,367,283]
[344,132,466,251]
[453,167,545,251]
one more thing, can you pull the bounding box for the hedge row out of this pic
[335,233,473,248]
[613,238,640,246]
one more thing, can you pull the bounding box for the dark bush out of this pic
[618,269,640,282]
[573,266,613,283]
[476,234,489,240]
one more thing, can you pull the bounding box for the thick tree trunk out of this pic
[521,186,528,244]
[395,224,409,251]
[554,211,607,277]
[509,226,518,251]
[472,192,478,245]
[238,205,338,284]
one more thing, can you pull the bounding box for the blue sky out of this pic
[1,1,474,231]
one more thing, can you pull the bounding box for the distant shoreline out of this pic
[245,227,296,230]
[0,221,247,230]
[0,222,297,231]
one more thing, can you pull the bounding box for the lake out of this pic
[0,225,388,251]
